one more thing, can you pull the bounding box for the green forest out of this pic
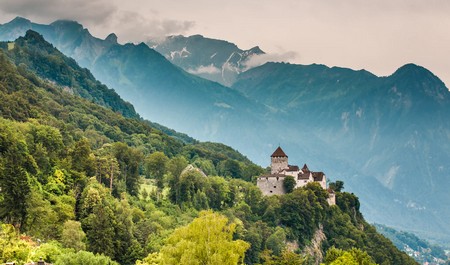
[0,31,417,265]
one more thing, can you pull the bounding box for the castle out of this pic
[257,147,335,205]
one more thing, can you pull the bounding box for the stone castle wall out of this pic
[271,156,288,174]
[257,176,286,195]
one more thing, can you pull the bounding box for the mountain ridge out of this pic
[232,61,450,246]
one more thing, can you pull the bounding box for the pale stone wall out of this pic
[295,178,312,189]
[295,172,314,189]
[257,176,286,195]
[281,170,299,177]
[318,176,327,189]
[271,157,288,174]
[327,192,336,205]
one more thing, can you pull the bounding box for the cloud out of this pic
[0,0,116,25]
[110,10,195,42]
[187,64,221,75]
[243,51,298,71]
[0,0,195,43]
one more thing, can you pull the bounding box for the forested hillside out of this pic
[0,31,416,265]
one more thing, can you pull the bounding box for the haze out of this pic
[1,0,449,87]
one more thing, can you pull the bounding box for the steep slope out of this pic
[0,31,256,167]
[0,18,273,159]
[1,30,138,119]
[375,224,449,264]
[233,62,450,245]
[147,34,264,86]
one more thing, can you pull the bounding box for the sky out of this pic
[0,0,449,87]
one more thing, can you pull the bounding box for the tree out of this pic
[205,176,231,210]
[61,220,86,251]
[283,176,296,193]
[142,211,250,265]
[113,142,143,196]
[144,152,169,190]
[265,227,286,256]
[220,159,243,179]
[95,145,120,195]
[54,251,119,265]
[79,179,116,258]
[260,250,304,265]
[167,156,189,203]
[70,138,95,175]
[329,180,344,192]
[176,170,206,207]
[323,247,376,265]
[0,123,34,228]
[30,241,64,264]
[0,224,31,264]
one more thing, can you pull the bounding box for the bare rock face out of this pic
[302,225,326,265]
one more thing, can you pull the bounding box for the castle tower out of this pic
[271,146,288,174]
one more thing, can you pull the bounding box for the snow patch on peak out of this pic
[169,47,191,60]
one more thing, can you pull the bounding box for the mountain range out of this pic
[147,34,264,86]
[1,17,449,247]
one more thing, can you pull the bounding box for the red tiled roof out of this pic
[271,146,288,157]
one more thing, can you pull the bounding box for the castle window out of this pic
[274,186,277,188]
[304,180,307,183]
[270,191,273,193]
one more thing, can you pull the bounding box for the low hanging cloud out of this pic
[187,64,221,75]
[0,0,195,43]
[110,10,195,43]
[242,51,299,71]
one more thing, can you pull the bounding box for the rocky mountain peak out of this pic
[105,33,118,44]
[7,16,31,26]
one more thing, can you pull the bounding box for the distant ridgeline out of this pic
[257,147,336,205]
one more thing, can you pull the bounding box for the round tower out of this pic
[270,146,288,174]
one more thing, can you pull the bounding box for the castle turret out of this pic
[271,146,288,174]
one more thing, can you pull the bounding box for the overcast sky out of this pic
[1,0,449,87]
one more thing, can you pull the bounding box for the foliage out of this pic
[54,250,119,265]
[139,211,250,265]
[260,250,304,265]
[283,176,296,193]
[145,151,169,189]
[265,227,286,256]
[0,224,31,265]
[322,247,376,265]
[328,181,344,192]
[61,220,86,251]
[30,241,65,263]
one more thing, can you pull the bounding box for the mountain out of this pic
[232,62,450,246]
[0,17,275,161]
[147,34,264,86]
[1,17,449,247]
[0,30,417,265]
[0,30,256,166]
